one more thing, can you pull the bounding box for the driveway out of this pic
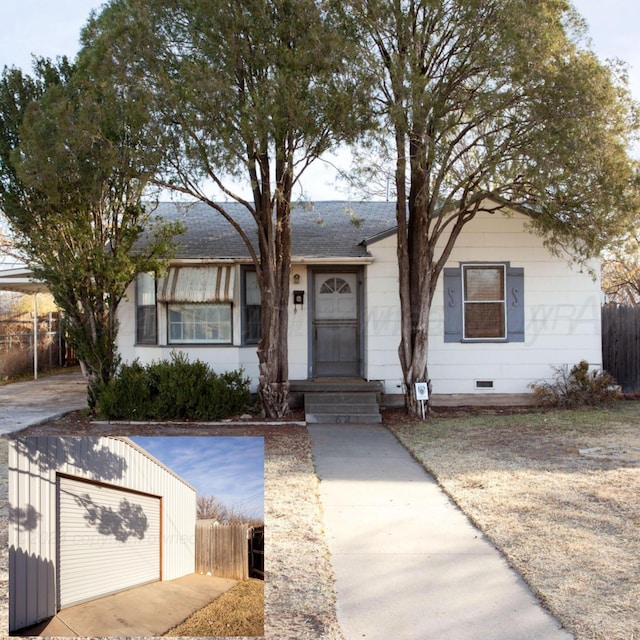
[16,573,238,637]
[0,369,87,434]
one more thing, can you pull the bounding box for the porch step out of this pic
[304,391,381,424]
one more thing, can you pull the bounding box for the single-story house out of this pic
[9,436,196,632]
[116,200,602,405]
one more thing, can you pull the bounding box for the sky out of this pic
[1,0,639,200]
[129,436,265,520]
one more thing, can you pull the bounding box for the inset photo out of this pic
[8,435,264,637]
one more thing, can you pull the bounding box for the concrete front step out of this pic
[306,393,378,404]
[306,412,382,424]
[306,402,379,413]
[304,392,381,424]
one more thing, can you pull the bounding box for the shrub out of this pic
[96,359,153,419]
[97,352,251,421]
[529,360,619,408]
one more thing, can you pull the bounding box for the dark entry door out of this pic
[313,272,360,377]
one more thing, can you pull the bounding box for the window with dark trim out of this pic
[444,263,524,343]
[243,269,262,344]
[136,272,157,344]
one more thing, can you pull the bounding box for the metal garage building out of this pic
[9,436,197,633]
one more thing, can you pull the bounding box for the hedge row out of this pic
[97,352,251,421]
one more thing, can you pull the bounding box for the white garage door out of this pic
[57,475,161,609]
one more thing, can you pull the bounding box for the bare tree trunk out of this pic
[396,132,433,417]
[255,143,293,419]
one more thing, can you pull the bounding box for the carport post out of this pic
[32,293,38,380]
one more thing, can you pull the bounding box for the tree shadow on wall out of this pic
[8,504,40,532]
[73,493,149,542]
[11,437,128,482]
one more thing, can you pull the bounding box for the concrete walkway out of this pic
[309,423,573,640]
[17,573,237,637]
[0,369,87,434]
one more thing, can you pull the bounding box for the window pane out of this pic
[136,306,157,344]
[137,272,156,306]
[136,273,157,344]
[244,305,262,343]
[462,265,507,339]
[168,304,231,344]
[464,266,504,301]
[465,302,505,338]
[245,271,261,306]
[243,271,262,343]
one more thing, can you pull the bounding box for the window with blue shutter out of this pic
[443,264,524,342]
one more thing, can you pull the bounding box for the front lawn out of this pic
[389,403,640,640]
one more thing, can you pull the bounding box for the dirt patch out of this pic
[389,403,640,640]
[164,579,264,637]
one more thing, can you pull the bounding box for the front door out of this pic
[312,271,361,377]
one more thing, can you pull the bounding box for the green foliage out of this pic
[97,352,251,421]
[79,0,372,418]
[338,0,640,416]
[529,361,619,409]
[0,59,184,409]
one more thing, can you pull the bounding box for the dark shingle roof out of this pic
[151,201,398,260]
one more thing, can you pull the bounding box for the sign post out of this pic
[414,382,429,420]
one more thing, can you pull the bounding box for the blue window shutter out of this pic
[443,268,462,342]
[506,267,525,342]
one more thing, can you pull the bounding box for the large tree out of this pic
[0,59,182,408]
[344,0,640,415]
[80,0,369,417]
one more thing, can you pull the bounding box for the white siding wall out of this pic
[288,266,310,381]
[117,210,602,397]
[365,209,602,396]
[117,264,308,391]
[9,437,196,632]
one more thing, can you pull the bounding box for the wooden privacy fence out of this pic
[602,304,640,393]
[195,522,264,581]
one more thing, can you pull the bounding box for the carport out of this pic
[0,266,50,379]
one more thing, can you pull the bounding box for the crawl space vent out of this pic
[475,380,494,389]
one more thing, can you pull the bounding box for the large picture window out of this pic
[136,272,157,344]
[168,304,232,344]
[462,265,506,339]
[243,269,262,344]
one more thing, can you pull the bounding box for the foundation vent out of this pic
[475,380,494,389]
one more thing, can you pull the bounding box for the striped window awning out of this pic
[158,266,235,303]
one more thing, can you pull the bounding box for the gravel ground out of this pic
[2,420,344,640]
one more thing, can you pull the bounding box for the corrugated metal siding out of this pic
[57,476,160,609]
[158,265,235,303]
[9,437,196,632]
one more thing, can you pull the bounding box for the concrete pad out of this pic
[309,424,573,640]
[18,574,237,637]
[0,370,87,434]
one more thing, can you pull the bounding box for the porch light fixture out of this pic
[293,273,301,284]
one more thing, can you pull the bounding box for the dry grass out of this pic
[389,403,640,640]
[164,579,264,637]
[8,403,640,639]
